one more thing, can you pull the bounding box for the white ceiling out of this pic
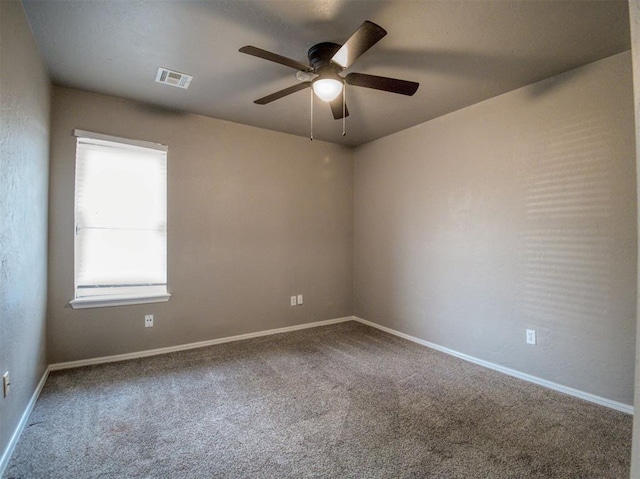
[22,0,630,147]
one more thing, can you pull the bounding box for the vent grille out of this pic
[155,67,193,89]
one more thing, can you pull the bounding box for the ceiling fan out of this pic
[239,21,419,121]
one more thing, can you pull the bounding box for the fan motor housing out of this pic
[307,42,341,71]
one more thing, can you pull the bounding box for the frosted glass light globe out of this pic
[312,78,343,102]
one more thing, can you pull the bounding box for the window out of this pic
[70,130,170,309]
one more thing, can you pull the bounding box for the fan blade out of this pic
[345,72,419,96]
[331,21,387,69]
[330,94,349,120]
[240,46,312,72]
[254,82,311,105]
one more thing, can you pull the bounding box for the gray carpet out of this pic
[4,321,632,478]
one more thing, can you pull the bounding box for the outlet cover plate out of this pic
[526,329,536,345]
[3,372,9,397]
[145,315,154,328]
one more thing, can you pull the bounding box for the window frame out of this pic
[69,129,171,309]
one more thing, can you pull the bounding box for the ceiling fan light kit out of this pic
[312,77,343,102]
[239,20,419,136]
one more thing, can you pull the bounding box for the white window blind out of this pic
[73,131,168,305]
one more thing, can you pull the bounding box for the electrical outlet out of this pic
[526,329,536,345]
[297,294,303,305]
[3,372,10,398]
[145,315,154,328]
[290,296,297,306]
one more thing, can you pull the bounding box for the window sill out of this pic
[69,293,171,310]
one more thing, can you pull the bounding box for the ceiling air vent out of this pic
[155,67,193,89]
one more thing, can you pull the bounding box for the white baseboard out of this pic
[353,316,634,415]
[49,316,354,371]
[0,366,50,477]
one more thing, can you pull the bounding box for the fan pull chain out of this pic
[342,85,346,136]
[310,88,314,141]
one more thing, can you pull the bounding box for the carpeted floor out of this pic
[3,321,632,478]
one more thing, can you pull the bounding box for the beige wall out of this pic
[354,52,637,405]
[47,87,353,363]
[0,0,50,466]
[630,0,640,475]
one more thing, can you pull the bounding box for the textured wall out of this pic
[47,87,353,363]
[0,0,50,465]
[630,0,640,475]
[354,52,636,405]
